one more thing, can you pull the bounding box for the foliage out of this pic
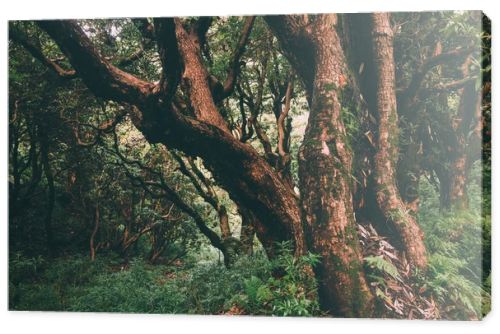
[8,12,489,320]
[417,177,490,319]
[365,256,401,281]
[9,246,321,316]
[230,243,321,316]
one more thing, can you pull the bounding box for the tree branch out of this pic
[174,18,230,131]
[434,76,478,91]
[9,26,77,79]
[215,16,256,102]
[153,18,182,101]
[110,130,226,252]
[399,46,475,108]
[37,20,157,104]
[264,15,315,97]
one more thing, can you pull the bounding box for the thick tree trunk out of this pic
[370,13,427,269]
[267,14,374,317]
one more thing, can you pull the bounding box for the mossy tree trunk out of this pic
[370,13,427,269]
[266,14,374,317]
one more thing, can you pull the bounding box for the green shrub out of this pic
[10,246,319,316]
[417,178,490,319]
[69,259,188,313]
[11,283,64,311]
[229,243,321,316]
[9,252,46,284]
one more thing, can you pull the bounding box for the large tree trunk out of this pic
[370,13,427,269]
[267,14,374,317]
[341,13,428,268]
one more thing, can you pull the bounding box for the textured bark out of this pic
[371,13,427,269]
[239,205,257,256]
[170,19,305,257]
[175,19,230,131]
[267,14,374,317]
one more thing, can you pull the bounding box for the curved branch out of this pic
[171,151,232,239]
[174,18,229,131]
[72,107,129,147]
[277,78,293,158]
[434,76,478,91]
[29,18,305,260]
[9,26,77,79]
[110,130,226,252]
[399,46,475,108]
[264,15,315,98]
[37,20,157,104]
[215,16,256,102]
[153,18,182,101]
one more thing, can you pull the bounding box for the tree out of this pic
[370,13,427,269]
[9,13,487,318]
[266,14,374,316]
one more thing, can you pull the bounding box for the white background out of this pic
[1,0,498,333]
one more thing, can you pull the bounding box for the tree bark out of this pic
[370,13,427,269]
[239,205,256,256]
[267,14,374,317]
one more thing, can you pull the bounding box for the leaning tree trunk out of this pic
[370,13,427,269]
[267,14,374,317]
[37,19,307,261]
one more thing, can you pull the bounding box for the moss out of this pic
[388,207,409,226]
[323,82,337,91]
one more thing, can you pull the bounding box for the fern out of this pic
[364,255,401,280]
